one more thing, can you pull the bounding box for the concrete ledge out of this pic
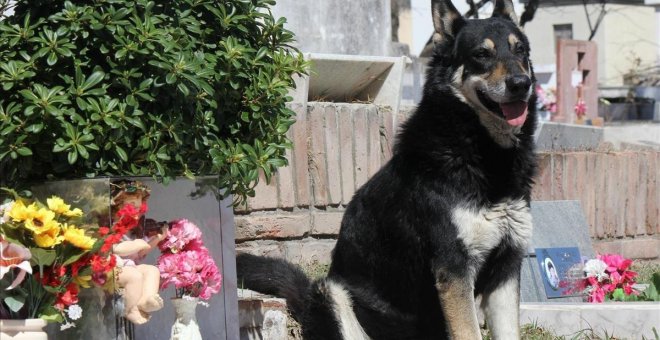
[520,302,660,339]
[535,122,603,151]
[290,53,408,115]
[239,289,290,340]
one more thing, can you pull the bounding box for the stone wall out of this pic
[235,103,660,263]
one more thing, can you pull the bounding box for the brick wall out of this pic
[532,150,659,259]
[235,103,660,262]
[235,103,395,265]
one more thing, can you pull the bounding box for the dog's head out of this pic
[431,0,535,145]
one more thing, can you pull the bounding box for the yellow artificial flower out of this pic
[23,206,57,234]
[47,196,74,215]
[33,224,63,248]
[63,208,83,217]
[73,274,92,288]
[8,200,30,222]
[62,224,96,250]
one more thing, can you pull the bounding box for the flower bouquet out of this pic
[574,254,638,302]
[157,219,222,301]
[0,191,107,329]
[157,219,222,340]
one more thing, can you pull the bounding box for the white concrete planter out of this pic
[520,302,660,339]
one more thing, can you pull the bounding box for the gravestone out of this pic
[522,200,595,302]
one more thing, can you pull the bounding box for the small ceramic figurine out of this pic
[110,182,166,325]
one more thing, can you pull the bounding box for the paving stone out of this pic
[311,211,344,235]
[291,103,311,207]
[594,238,660,260]
[309,104,329,206]
[324,105,342,205]
[367,105,381,176]
[235,213,310,240]
[353,105,369,189]
[277,147,296,209]
[248,171,278,211]
[532,153,552,200]
[339,105,355,205]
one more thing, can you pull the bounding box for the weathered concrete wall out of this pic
[235,103,660,262]
[271,0,392,56]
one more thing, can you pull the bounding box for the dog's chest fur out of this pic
[451,198,532,271]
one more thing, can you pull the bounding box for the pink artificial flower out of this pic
[158,253,184,289]
[588,286,606,303]
[0,237,33,290]
[159,219,203,253]
[198,254,222,300]
[574,99,587,118]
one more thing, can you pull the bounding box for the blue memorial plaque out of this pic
[534,247,583,299]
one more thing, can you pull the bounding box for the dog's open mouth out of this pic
[477,90,528,127]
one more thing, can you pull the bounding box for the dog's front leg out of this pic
[481,275,520,340]
[436,275,481,340]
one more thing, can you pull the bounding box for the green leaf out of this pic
[165,73,176,84]
[16,147,32,156]
[115,145,128,162]
[47,52,58,66]
[67,150,78,164]
[30,248,57,267]
[62,251,87,266]
[611,288,625,301]
[40,306,64,323]
[4,295,26,313]
[85,71,104,87]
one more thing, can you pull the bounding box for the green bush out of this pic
[0,0,307,204]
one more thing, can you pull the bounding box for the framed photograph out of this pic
[534,247,583,298]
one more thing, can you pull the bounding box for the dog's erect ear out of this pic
[431,0,466,44]
[491,0,519,25]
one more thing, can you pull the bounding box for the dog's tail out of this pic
[236,253,311,321]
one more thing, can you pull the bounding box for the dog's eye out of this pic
[472,49,492,59]
[514,44,526,56]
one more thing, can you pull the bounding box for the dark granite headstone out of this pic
[521,200,595,302]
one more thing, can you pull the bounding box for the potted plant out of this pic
[0,0,307,205]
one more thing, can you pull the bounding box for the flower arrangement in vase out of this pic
[157,219,222,340]
[0,191,119,330]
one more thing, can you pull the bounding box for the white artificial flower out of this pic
[60,322,76,331]
[0,201,13,224]
[66,304,83,320]
[584,259,608,281]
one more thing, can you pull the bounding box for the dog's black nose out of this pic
[505,75,531,96]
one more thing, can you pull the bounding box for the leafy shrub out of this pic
[0,0,307,204]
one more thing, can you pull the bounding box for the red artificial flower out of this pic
[98,227,110,236]
[54,283,79,310]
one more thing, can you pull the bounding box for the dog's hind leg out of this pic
[435,277,481,340]
[481,275,520,340]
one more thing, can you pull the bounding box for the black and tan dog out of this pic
[238,0,536,339]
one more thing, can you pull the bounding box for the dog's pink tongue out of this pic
[500,101,528,126]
